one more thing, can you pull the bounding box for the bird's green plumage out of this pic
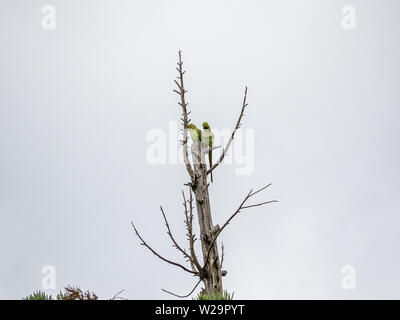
[187,123,202,142]
[202,122,215,183]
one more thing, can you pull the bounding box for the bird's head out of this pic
[202,122,210,129]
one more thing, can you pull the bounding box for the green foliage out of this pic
[56,291,68,300]
[23,286,98,300]
[194,290,233,300]
[23,290,53,300]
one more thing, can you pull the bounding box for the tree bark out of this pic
[191,142,223,294]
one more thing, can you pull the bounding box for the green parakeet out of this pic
[202,122,215,183]
[186,123,202,142]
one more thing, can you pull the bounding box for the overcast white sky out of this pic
[1,0,400,299]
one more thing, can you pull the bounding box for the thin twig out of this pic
[111,289,127,300]
[160,206,199,272]
[220,243,225,269]
[201,145,221,156]
[182,189,202,272]
[242,200,278,209]
[131,221,197,275]
[248,183,272,197]
[162,279,202,298]
[207,86,248,175]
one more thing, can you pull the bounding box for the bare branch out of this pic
[182,189,202,272]
[242,200,278,209]
[207,86,248,175]
[248,183,272,197]
[131,221,197,275]
[111,289,127,300]
[160,206,199,272]
[220,243,225,268]
[162,279,202,298]
[176,51,195,180]
[201,145,221,156]
[202,184,277,270]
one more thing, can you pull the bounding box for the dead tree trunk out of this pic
[131,51,277,298]
[191,142,222,293]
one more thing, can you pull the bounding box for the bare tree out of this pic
[131,51,277,297]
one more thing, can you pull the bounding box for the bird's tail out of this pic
[209,151,213,183]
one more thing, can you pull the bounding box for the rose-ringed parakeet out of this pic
[186,123,202,142]
[202,122,215,183]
